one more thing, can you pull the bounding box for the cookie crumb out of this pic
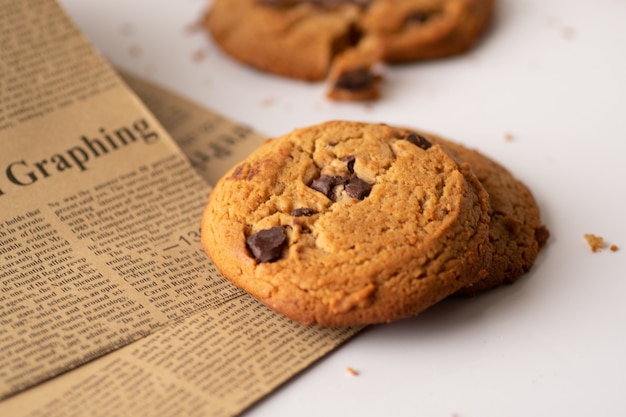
[504,132,514,141]
[184,20,203,35]
[192,49,207,63]
[562,27,576,40]
[610,245,619,252]
[346,367,359,376]
[129,44,142,58]
[145,64,157,76]
[119,23,134,36]
[584,234,605,252]
[260,97,276,107]
[546,16,559,28]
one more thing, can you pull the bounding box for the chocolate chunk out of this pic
[258,0,297,8]
[246,226,287,263]
[345,176,372,199]
[259,0,371,10]
[310,174,367,200]
[342,155,356,173]
[334,68,375,91]
[407,11,430,24]
[310,175,337,198]
[291,208,315,217]
[404,133,432,150]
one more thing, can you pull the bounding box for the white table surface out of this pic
[58,1,626,416]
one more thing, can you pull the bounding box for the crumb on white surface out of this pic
[584,234,619,253]
[260,97,276,107]
[129,44,142,58]
[119,23,134,36]
[346,367,359,376]
[192,49,207,63]
[184,20,203,35]
[584,235,620,253]
[562,27,576,40]
[584,234,604,252]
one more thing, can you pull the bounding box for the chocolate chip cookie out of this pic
[423,133,549,295]
[203,0,495,100]
[204,0,364,82]
[201,121,492,326]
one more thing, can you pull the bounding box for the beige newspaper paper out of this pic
[0,1,359,415]
[120,73,268,187]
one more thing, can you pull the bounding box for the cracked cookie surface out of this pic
[201,121,492,326]
[423,134,550,295]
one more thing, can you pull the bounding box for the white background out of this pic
[58,1,626,416]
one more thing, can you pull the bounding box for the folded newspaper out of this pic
[0,1,359,415]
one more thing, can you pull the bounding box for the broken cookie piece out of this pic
[327,60,381,100]
[327,35,382,100]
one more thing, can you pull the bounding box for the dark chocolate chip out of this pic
[404,133,432,150]
[229,164,245,180]
[342,155,356,173]
[258,0,297,8]
[312,0,373,9]
[291,208,315,217]
[310,175,336,198]
[246,226,287,263]
[344,176,372,199]
[344,0,373,7]
[407,11,430,24]
[334,176,350,186]
[259,0,371,9]
[334,68,375,91]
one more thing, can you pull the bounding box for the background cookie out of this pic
[424,133,549,295]
[204,0,495,99]
[204,0,363,81]
[201,121,492,326]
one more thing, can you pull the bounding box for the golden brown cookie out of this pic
[422,133,549,295]
[201,121,492,326]
[203,0,495,100]
[204,0,363,81]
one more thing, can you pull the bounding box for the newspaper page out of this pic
[120,73,269,187]
[0,0,359,415]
